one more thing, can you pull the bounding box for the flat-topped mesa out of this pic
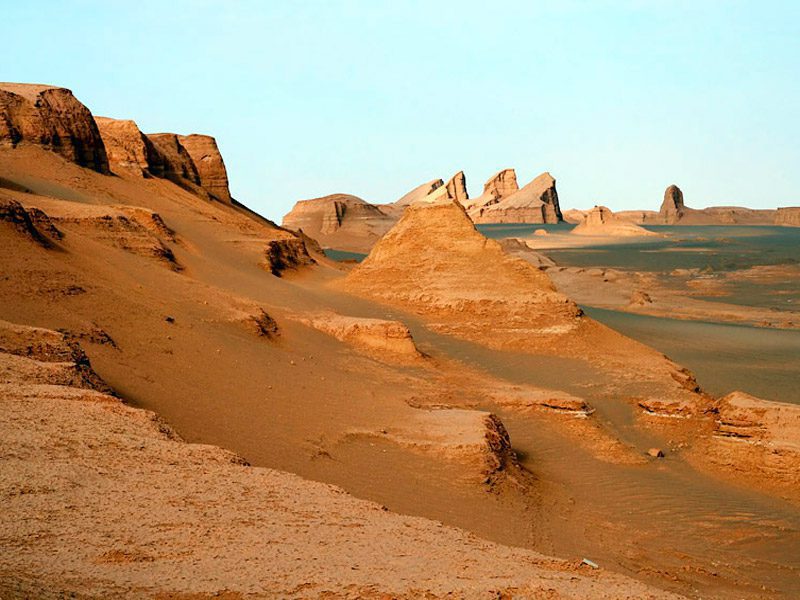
[445,170,469,205]
[775,207,800,227]
[145,133,202,189]
[572,205,658,237]
[178,134,233,203]
[660,184,685,223]
[281,193,395,252]
[95,117,161,177]
[472,171,563,224]
[0,83,109,173]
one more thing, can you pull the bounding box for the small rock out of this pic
[165,316,175,324]
[647,448,665,458]
[581,558,599,569]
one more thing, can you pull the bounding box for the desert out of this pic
[3,4,800,599]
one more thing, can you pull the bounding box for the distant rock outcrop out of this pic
[660,185,685,223]
[775,207,800,227]
[468,170,562,224]
[282,193,395,252]
[393,179,444,207]
[0,83,109,173]
[572,206,658,237]
[145,133,201,189]
[178,134,233,203]
[445,171,469,205]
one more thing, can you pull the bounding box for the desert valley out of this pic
[1,79,799,599]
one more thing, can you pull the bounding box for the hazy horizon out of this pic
[7,1,800,220]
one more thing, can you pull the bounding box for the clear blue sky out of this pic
[6,1,800,219]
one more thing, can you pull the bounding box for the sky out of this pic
[5,1,800,220]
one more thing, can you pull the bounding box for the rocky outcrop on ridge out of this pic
[775,207,800,227]
[0,83,109,173]
[393,178,444,207]
[145,133,202,188]
[0,195,62,248]
[572,205,659,237]
[445,170,469,204]
[282,193,396,252]
[468,170,563,224]
[264,238,315,276]
[178,134,233,203]
[95,116,160,177]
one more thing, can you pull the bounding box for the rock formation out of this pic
[468,170,563,224]
[178,134,233,203]
[0,83,109,173]
[572,205,659,236]
[145,133,201,188]
[282,193,395,252]
[660,185,685,223]
[343,197,581,347]
[95,117,160,177]
[264,238,315,276]
[445,170,469,205]
[393,178,444,207]
[775,207,800,227]
[0,195,62,248]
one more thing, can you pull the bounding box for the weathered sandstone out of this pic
[660,184,685,223]
[178,134,233,202]
[145,133,201,188]
[393,178,444,206]
[572,205,659,236]
[0,83,109,173]
[95,116,159,177]
[264,238,315,276]
[469,171,563,224]
[775,206,800,227]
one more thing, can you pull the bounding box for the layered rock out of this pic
[95,117,160,177]
[343,198,581,347]
[469,171,563,224]
[178,134,233,203]
[0,195,62,248]
[775,207,800,227]
[264,238,315,276]
[297,312,421,361]
[445,170,469,205]
[660,184,685,223]
[0,83,109,173]
[282,193,395,252]
[393,178,444,207]
[572,205,659,237]
[145,133,201,188]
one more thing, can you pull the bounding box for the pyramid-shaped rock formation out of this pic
[344,198,581,345]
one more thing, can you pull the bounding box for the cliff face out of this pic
[470,171,562,224]
[0,83,109,173]
[145,133,201,189]
[95,117,160,177]
[282,194,396,252]
[466,169,518,211]
[178,134,233,203]
[445,171,469,205]
[775,207,800,227]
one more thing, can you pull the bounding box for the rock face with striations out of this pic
[0,83,109,173]
[343,197,581,347]
[145,133,201,189]
[469,170,562,224]
[95,117,161,177]
[282,193,396,252]
[660,185,685,223]
[445,171,469,205]
[178,134,233,203]
[775,207,800,227]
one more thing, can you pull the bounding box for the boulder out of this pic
[0,83,109,173]
[178,134,233,203]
